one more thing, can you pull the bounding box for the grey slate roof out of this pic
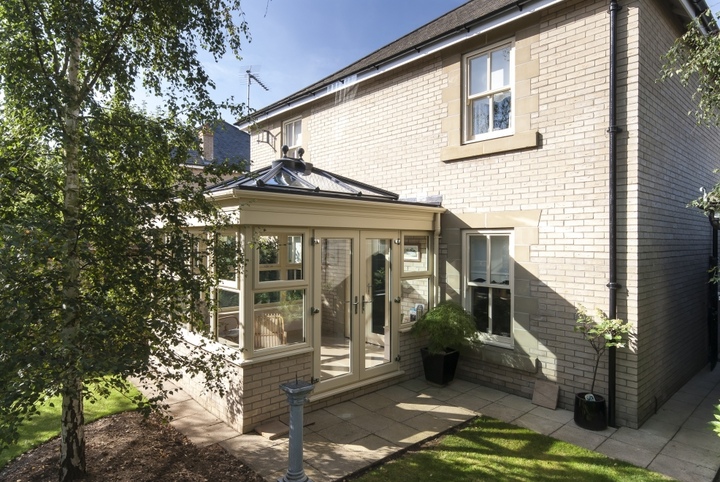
[188,120,250,166]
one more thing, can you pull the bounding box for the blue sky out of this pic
[200,0,468,119]
[192,0,720,121]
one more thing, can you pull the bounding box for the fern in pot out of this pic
[573,305,631,431]
[411,301,477,386]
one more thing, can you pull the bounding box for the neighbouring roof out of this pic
[188,120,250,166]
[237,0,714,128]
[207,149,442,206]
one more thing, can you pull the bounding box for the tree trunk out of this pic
[59,32,85,481]
[60,381,85,481]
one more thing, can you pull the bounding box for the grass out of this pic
[0,381,141,469]
[354,416,672,482]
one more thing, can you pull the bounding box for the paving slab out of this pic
[478,402,525,423]
[514,412,564,436]
[468,385,509,402]
[420,385,462,401]
[611,426,671,454]
[672,426,720,452]
[352,391,396,411]
[303,408,343,433]
[376,401,424,422]
[595,438,656,468]
[550,424,607,451]
[447,391,494,412]
[404,411,456,433]
[648,454,718,482]
[377,384,417,402]
[317,420,371,444]
[659,440,720,470]
[636,417,681,440]
[499,394,536,413]
[341,434,401,462]
[374,421,436,447]
[428,403,476,422]
[528,405,574,425]
[325,400,373,421]
[346,411,396,432]
[304,444,373,481]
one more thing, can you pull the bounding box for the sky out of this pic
[197,0,468,120]
[185,0,720,121]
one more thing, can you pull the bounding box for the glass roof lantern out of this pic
[208,146,401,201]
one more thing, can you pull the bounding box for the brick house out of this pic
[178,0,720,432]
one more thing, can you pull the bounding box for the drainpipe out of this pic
[607,0,621,428]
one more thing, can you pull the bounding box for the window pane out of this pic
[469,54,488,95]
[490,236,510,284]
[471,286,489,333]
[491,47,511,89]
[294,122,302,146]
[492,288,511,337]
[288,235,302,264]
[471,98,490,136]
[216,234,237,281]
[258,236,278,265]
[493,92,512,131]
[217,288,240,345]
[284,120,302,147]
[401,278,429,324]
[253,289,305,349]
[259,270,281,282]
[469,236,487,282]
[403,235,429,273]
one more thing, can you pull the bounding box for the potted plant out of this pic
[573,305,631,431]
[411,301,477,386]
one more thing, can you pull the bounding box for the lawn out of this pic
[0,381,141,468]
[354,416,671,482]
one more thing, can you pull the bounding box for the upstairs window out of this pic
[283,118,302,157]
[464,42,514,142]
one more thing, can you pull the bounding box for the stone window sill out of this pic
[441,131,539,162]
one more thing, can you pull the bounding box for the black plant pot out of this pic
[420,347,460,386]
[574,393,607,431]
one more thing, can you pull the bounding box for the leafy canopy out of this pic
[0,0,249,464]
[662,10,720,125]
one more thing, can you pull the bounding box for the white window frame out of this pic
[400,233,433,326]
[463,230,514,348]
[463,40,515,144]
[215,230,239,288]
[250,228,309,353]
[283,117,302,156]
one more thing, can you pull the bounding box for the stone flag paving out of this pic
[151,367,720,482]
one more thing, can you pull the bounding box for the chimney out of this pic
[201,125,214,161]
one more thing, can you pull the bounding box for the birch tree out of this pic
[0,1,248,479]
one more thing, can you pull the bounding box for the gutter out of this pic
[237,0,565,129]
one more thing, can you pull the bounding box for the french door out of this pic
[312,230,397,392]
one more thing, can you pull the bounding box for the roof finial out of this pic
[281,145,289,157]
[297,147,305,159]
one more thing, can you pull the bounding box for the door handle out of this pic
[353,296,358,314]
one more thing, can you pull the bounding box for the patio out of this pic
[159,365,720,482]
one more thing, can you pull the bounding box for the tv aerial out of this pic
[243,66,269,112]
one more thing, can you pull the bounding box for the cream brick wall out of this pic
[631,0,720,425]
[245,0,720,428]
